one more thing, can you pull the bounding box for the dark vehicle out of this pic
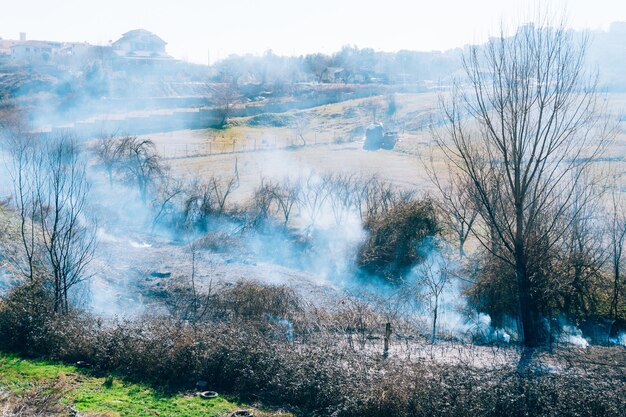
[363,123,398,150]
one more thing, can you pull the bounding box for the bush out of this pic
[0,281,54,355]
[220,281,303,322]
[357,200,439,282]
[1,282,624,417]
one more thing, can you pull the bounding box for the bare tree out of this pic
[116,136,164,202]
[3,130,40,282]
[181,175,237,229]
[269,179,301,229]
[207,81,241,127]
[608,183,626,319]
[426,158,478,257]
[304,53,331,83]
[556,177,606,318]
[93,135,164,202]
[152,175,184,229]
[416,252,452,343]
[300,174,329,228]
[290,112,310,146]
[352,175,399,221]
[326,173,357,225]
[436,19,608,346]
[209,176,237,215]
[93,134,121,186]
[249,181,274,227]
[35,136,96,314]
[182,179,215,229]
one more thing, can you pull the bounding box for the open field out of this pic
[137,92,626,203]
[166,142,434,200]
[140,93,444,203]
[146,93,438,158]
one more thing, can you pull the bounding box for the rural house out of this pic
[10,40,62,62]
[112,29,172,61]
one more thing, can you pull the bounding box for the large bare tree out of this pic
[35,136,96,314]
[5,132,96,314]
[436,19,608,346]
[2,118,40,282]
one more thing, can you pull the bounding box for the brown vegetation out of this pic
[358,200,439,282]
[0,281,624,417]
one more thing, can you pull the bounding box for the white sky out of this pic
[2,0,626,64]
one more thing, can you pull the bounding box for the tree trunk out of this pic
[515,200,541,347]
[611,260,620,319]
[515,238,544,347]
[431,298,438,343]
[459,233,466,258]
[383,322,392,357]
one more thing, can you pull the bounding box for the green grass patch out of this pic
[247,113,293,127]
[0,354,286,417]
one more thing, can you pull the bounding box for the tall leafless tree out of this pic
[300,174,329,228]
[209,176,238,215]
[151,175,184,229]
[3,122,40,282]
[326,173,357,225]
[35,136,96,314]
[608,183,626,319]
[435,18,608,346]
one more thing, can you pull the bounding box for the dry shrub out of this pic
[162,279,305,327]
[1,282,624,417]
[0,380,69,417]
[357,200,439,282]
[195,231,243,252]
[0,282,55,356]
[219,281,303,322]
[465,255,519,327]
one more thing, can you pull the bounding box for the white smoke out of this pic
[559,324,590,348]
[610,332,626,347]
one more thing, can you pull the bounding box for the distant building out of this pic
[10,40,62,62]
[0,39,18,56]
[59,42,95,58]
[111,29,172,61]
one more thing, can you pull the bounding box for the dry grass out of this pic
[143,92,440,158]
